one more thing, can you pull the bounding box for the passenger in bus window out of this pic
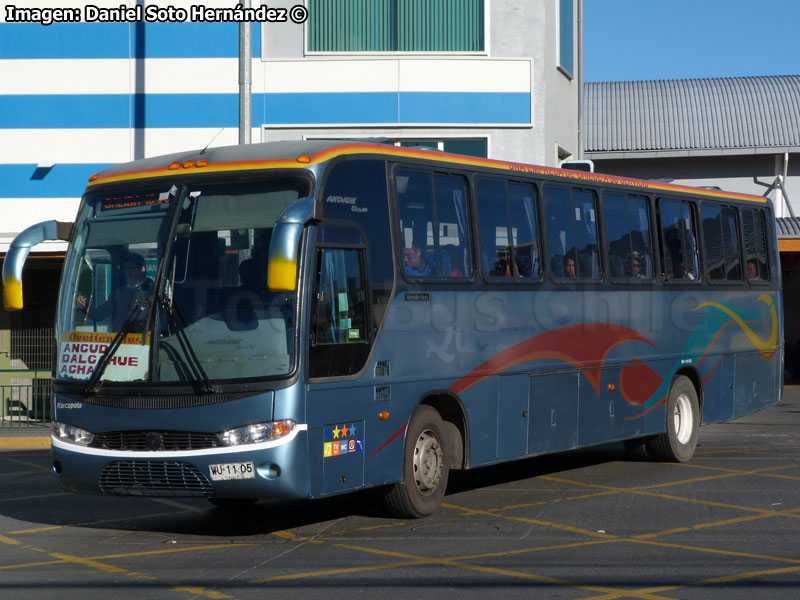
[675,262,695,280]
[402,244,434,277]
[493,248,519,277]
[747,259,759,281]
[565,257,577,278]
[632,254,646,279]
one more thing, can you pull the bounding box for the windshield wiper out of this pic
[159,295,218,394]
[84,298,152,394]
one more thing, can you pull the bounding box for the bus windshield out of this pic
[56,176,310,386]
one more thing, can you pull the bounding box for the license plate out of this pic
[208,461,255,481]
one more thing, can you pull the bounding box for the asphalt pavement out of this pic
[1,386,799,599]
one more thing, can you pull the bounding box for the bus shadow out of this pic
[114,442,633,536]
[0,442,631,538]
[122,443,631,535]
[445,441,630,495]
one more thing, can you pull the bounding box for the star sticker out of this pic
[340,424,350,438]
[332,425,341,439]
[349,425,357,437]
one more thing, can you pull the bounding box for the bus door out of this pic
[307,241,371,495]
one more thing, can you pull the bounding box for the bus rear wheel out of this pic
[646,375,700,463]
[384,405,449,518]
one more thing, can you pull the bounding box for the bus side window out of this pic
[476,178,510,277]
[742,207,770,282]
[572,190,601,279]
[309,247,370,378]
[545,186,601,280]
[434,174,472,278]
[544,186,575,279]
[508,183,541,278]
[476,179,541,280]
[659,199,700,281]
[321,159,393,330]
[603,193,653,281]
[701,204,742,282]
[396,170,437,278]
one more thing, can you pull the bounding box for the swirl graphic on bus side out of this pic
[448,295,779,420]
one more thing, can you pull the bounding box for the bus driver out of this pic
[76,252,154,331]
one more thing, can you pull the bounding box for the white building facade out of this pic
[1,0,581,254]
[0,0,580,387]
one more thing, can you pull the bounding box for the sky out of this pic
[584,0,800,82]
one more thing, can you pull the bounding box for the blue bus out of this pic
[3,141,782,517]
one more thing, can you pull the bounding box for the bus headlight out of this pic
[218,420,295,447]
[52,422,95,446]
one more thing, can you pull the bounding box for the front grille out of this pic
[99,461,214,497]
[79,394,230,410]
[91,430,220,451]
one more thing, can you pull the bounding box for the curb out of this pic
[0,437,51,450]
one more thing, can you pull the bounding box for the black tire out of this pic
[645,375,700,462]
[384,405,449,518]
[209,498,257,510]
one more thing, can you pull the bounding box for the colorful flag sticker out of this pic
[322,421,364,458]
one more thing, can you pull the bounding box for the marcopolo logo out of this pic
[56,402,83,410]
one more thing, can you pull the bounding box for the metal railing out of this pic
[0,370,52,428]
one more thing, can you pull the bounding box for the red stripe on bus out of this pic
[366,422,408,463]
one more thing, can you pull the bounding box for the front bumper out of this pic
[50,425,310,500]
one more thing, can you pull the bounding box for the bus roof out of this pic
[88,140,767,204]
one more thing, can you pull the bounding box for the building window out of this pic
[307,0,485,53]
[558,0,574,76]
[398,139,488,158]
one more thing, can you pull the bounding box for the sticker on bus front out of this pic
[58,331,149,381]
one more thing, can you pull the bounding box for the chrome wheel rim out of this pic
[674,393,694,445]
[413,429,442,495]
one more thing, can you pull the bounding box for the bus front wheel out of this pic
[384,405,449,518]
[646,375,700,463]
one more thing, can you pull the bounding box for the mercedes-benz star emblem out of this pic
[145,432,164,451]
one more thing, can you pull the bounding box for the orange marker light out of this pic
[182,160,194,169]
[88,173,99,182]
[296,155,311,163]
[379,411,390,421]
[196,159,208,167]
[168,161,180,170]
[608,384,616,391]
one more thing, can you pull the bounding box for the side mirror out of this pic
[267,197,317,292]
[3,220,73,310]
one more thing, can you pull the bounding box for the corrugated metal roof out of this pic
[777,217,800,238]
[584,76,800,153]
